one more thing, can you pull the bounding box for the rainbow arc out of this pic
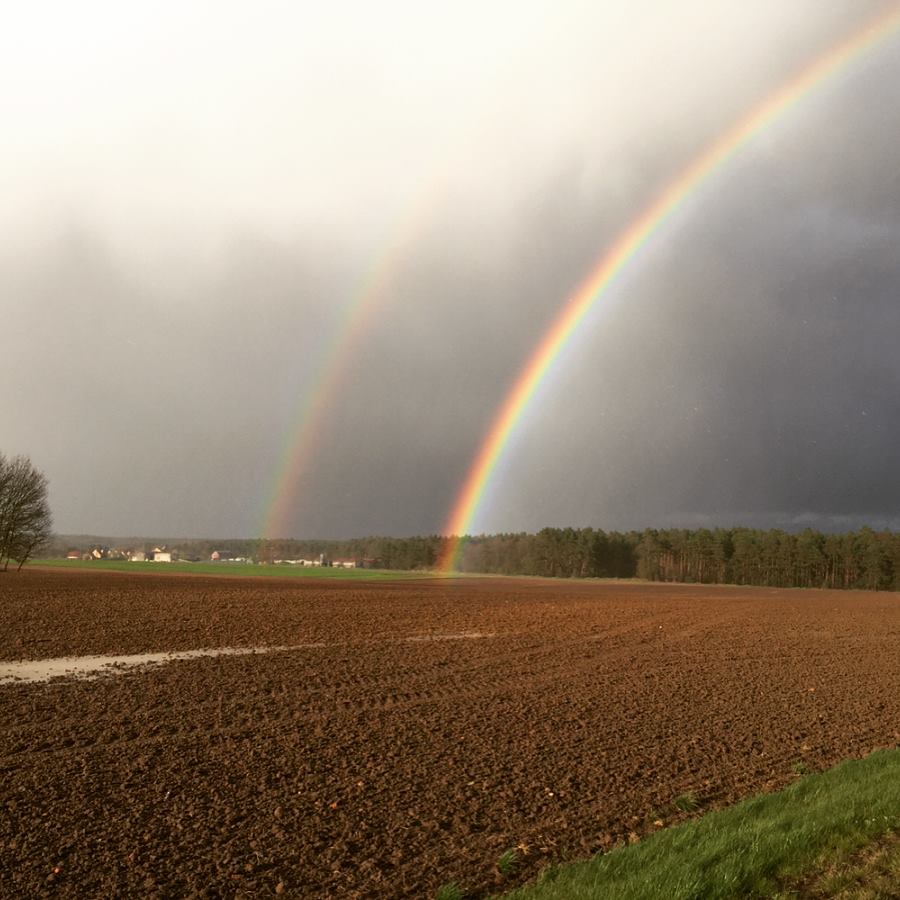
[438,3,900,573]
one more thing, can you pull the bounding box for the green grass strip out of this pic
[503,748,900,900]
[30,558,425,580]
[773,830,900,898]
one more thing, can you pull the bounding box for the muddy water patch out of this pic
[0,645,320,685]
[398,631,496,643]
[0,633,497,685]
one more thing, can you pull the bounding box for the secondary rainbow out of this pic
[260,200,430,541]
[438,4,900,573]
[259,50,534,542]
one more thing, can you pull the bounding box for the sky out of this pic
[3,0,900,539]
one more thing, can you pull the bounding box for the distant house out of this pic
[151,547,173,563]
[65,549,81,560]
[210,551,249,563]
[129,551,147,562]
[331,557,379,569]
[298,553,330,567]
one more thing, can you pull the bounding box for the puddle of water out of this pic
[400,632,496,643]
[0,632,496,686]
[0,645,316,685]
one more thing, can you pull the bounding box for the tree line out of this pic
[124,525,900,590]
[45,517,900,592]
[446,525,900,589]
[0,453,52,571]
[634,526,900,590]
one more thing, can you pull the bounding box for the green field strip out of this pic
[29,558,427,580]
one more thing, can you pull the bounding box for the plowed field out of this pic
[1,569,898,898]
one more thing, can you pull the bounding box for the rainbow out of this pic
[438,4,900,573]
[260,197,433,540]
[259,58,527,541]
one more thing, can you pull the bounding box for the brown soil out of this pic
[1,569,898,898]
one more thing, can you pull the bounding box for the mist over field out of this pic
[3,1,900,538]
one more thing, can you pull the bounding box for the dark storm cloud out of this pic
[474,52,900,535]
[2,229,362,536]
[3,1,899,538]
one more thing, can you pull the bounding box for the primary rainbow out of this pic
[438,4,900,573]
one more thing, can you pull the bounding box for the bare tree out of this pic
[0,453,53,571]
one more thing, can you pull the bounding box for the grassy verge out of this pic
[29,558,426,580]
[774,829,900,898]
[500,748,900,900]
